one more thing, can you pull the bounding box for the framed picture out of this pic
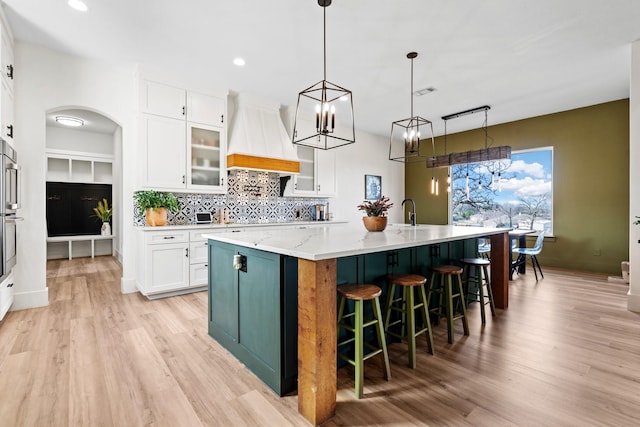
[365,175,381,200]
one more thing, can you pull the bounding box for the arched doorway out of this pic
[45,107,123,267]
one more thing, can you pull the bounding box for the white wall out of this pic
[628,40,640,312]
[46,126,114,155]
[330,129,404,225]
[12,42,138,310]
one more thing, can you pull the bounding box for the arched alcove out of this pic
[45,107,123,263]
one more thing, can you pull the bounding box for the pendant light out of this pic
[292,0,355,150]
[389,51,435,163]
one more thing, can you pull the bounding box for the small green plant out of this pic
[134,190,180,216]
[634,216,640,226]
[357,195,393,217]
[92,198,112,222]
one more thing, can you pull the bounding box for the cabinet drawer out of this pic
[145,230,189,245]
[190,263,209,287]
[189,240,210,264]
[190,228,226,242]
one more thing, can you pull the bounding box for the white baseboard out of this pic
[627,289,640,313]
[11,288,49,311]
[121,277,137,294]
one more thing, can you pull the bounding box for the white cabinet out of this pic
[0,272,14,321]
[139,79,227,193]
[137,230,191,297]
[141,115,186,188]
[284,117,337,197]
[189,229,212,287]
[0,25,13,143]
[285,145,336,197]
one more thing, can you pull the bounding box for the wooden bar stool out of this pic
[337,283,391,399]
[383,273,434,369]
[427,265,469,344]
[461,258,496,324]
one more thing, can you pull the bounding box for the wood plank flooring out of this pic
[1,257,640,426]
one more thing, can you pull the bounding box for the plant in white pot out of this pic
[92,198,112,235]
[134,190,180,226]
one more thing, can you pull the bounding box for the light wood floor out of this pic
[1,257,640,426]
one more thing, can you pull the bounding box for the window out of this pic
[450,147,553,234]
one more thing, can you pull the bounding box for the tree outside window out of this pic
[451,147,553,234]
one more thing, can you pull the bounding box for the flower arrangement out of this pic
[357,195,393,217]
[92,198,112,222]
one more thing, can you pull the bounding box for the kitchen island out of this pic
[204,223,510,425]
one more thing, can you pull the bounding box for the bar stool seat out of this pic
[427,265,469,344]
[460,258,496,324]
[337,283,391,399]
[383,273,434,369]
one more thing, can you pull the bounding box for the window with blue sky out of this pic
[451,147,553,234]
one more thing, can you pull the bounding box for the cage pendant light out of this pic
[292,0,355,150]
[389,51,434,163]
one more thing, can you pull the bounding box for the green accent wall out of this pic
[405,99,629,275]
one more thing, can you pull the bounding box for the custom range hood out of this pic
[226,93,300,174]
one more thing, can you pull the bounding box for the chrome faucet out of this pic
[402,199,416,226]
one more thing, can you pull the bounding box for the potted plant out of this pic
[92,198,113,235]
[134,190,180,226]
[357,195,393,231]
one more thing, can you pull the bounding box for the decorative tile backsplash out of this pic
[134,170,329,226]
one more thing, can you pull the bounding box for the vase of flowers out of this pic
[357,196,393,232]
[92,198,113,235]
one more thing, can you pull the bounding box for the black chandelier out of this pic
[389,51,434,163]
[292,0,355,150]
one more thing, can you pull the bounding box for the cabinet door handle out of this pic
[317,185,320,191]
[182,105,186,116]
[185,248,189,257]
[7,125,13,138]
[7,283,13,288]
[220,114,224,124]
[182,175,186,184]
[202,242,208,246]
[163,236,175,240]
[6,64,13,79]
[220,178,224,186]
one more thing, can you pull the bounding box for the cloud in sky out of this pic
[506,160,546,178]
[500,176,551,197]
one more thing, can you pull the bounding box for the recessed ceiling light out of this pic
[56,116,85,127]
[68,0,88,12]
[233,58,246,66]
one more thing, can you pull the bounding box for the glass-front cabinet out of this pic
[188,123,226,189]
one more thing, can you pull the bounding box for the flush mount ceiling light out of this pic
[292,0,355,150]
[68,0,88,12]
[233,57,246,66]
[389,52,435,163]
[55,116,84,127]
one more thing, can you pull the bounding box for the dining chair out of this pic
[512,233,545,280]
[477,238,491,259]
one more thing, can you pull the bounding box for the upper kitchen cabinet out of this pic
[0,23,14,143]
[283,118,336,197]
[139,79,227,192]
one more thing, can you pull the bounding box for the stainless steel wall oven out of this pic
[1,139,21,281]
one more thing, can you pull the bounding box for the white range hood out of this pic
[226,93,300,174]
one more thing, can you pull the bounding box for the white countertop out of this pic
[135,220,346,232]
[204,223,509,261]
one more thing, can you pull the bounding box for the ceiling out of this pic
[4,0,640,138]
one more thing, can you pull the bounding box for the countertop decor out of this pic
[358,195,392,231]
[134,190,180,226]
